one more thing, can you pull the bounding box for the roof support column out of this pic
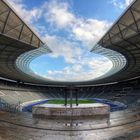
[130,9,139,32]
[18,24,24,40]
[1,10,11,34]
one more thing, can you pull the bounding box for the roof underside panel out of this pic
[91,0,140,84]
[0,0,49,84]
[98,0,140,47]
[0,0,43,48]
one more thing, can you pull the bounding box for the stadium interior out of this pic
[0,0,140,139]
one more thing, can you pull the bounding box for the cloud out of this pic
[8,0,111,47]
[72,19,111,47]
[43,0,75,28]
[43,0,111,47]
[110,0,134,9]
[41,34,113,82]
[42,57,113,82]
[9,0,115,82]
[43,34,83,64]
[7,0,43,24]
[125,0,134,7]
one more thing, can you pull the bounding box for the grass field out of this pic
[47,99,96,104]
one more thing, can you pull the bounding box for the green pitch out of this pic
[47,99,95,104]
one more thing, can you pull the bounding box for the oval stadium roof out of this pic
[0,0,140,86]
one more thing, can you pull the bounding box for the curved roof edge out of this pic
[15,44,126,85]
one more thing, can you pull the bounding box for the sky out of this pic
[7,0,134,82]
